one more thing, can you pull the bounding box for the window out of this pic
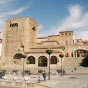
[10,23,18,27]
[27,56,35,64]
[32,26,36,31]
[51,56,57,64]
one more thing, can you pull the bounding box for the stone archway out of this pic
[51,56,57,64]
[27,56,35,64]
[38,56,47,67]
[74,49,88,57]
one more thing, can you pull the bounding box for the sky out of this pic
[0,0,88,40]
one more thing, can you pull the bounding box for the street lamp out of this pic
[46,48,53,80]
[20,45,25,77]
[20,45,27,77]
[14,45,26,77]
[59,53,64,76]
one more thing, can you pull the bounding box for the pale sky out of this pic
[0,0,88,40]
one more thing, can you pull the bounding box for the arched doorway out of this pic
[27,56,35,64]
[74,49,88,57]
[51,56,57,64]
[38,56,47,67]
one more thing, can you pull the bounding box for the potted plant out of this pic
[46,48,53,55]
[59,53,64,58]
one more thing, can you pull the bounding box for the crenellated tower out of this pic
[1,16,38,69]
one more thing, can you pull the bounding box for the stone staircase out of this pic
[63,57,88,73]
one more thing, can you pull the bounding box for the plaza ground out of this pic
[0,72,88,88]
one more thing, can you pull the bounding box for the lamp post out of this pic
[14,45,26,77]
[20,45,25,77]
[59,53,64,76]
[46,49,53,80]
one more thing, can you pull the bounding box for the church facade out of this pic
[1,16,88,74]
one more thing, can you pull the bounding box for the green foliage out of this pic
[22,54,27,58]
[57,57,59,62]
[59,53,64,58]
[14,53,27,59]
[13,60,17,64]
[26,60,30,64]
[38,58,43,65]
[46,48,53,55]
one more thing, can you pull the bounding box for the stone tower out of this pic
[1,16,38,69]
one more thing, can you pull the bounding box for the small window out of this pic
[32,26,36,31]
[10,23,18,27]
[51,56,57,64]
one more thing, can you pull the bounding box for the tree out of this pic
[46,48,53,80]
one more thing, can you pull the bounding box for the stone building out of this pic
[1,16,88,74]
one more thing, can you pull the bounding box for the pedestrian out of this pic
[42,71,46,81]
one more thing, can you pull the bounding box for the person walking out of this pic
[42,71,47,81]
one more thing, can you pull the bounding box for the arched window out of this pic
[27,56,35,64]
[38,56,47,67]
[51,56,57,64]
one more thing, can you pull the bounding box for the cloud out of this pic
[39,4,88,40]
[58,5,88,31]
[0,0,29,31]
[58,5,88,40]
[0,7,27,18]
[38,24,43,30]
